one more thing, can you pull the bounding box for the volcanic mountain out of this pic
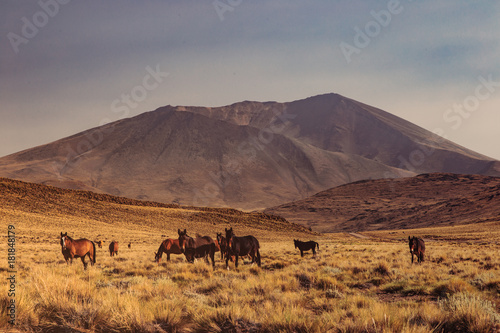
[0,93,498,210]
[264,173,500,232]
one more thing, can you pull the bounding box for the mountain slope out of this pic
[0,93,498,209]
[264,173,500,232]
[0,177,310,235]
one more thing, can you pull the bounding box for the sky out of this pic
[1,0,499,160]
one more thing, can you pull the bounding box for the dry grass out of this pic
[1,179,499,332]
[2,213,500,332]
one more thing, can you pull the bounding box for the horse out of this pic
[408,236,425,263]
[60,232,96,269]
[177,229,215,269]
[95,240,103,248]
[109,241,119,257]
[128,243,131,249]
[184,243,217,264]
[216,233,228,260]
[294,239,319,257]
[217,232,250,262]
[154,238,183,263]
[225,227,261,269]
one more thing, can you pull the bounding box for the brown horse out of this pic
[60,232,96,269]
[294,239,319,257]
[178,229,215,269]
[154,238,183,263]
[109,241,119,257]
[408,236,425,263]
[217,232,249,262]
[95,240,103,248]
[225,227,261,269]
[216,233,227,260]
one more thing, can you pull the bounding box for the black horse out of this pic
[294,239,319,257]
[408,236,425,264]
[225,227,261,269]
[178,229,215,269]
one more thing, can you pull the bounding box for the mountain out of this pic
[0,93,498,210]
[264,173,500,232]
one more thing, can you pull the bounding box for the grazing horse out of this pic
[225,227,261,269]
[95,240,103,248]
[294,239,319,257]
[177,229,215,269]
[60,232,96,269]
[154,238,183,263]
[408,236,425,263]
[109,241,119,257]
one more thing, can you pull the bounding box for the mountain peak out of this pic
[0,94,497,210]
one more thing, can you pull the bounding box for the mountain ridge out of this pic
[0,93,498,209]
[264,172,500,232]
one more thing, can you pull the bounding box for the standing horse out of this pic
[408,236,425,263]
[294,239,319,257]
[95,240,103,248]
[216,233,228,260]
[60,232,96,269]
[109,241,119,257]
[154,238,183,263]
[225,227,261,269]
[178,229,215,269]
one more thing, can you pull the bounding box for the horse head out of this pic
[60,232,69,250]
[154,251,160,263]
[408,236,418,254]
[294,239,298,249]
[177,229,188,253]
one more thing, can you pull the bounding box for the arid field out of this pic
[1,179,500,332]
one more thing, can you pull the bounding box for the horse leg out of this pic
[256,249,261,267]
[210,247,215,270]
[300,250,304,257]
[312,247,316,257]
[167,252,170,261]
[81,257,88,270]
[234,253,239,268]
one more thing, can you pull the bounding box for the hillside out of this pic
[0,93,498,210]
[0,177,311,243]
[264,173,500,233]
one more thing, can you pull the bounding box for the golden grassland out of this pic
[0,179,499,332]
[1,205,499,332]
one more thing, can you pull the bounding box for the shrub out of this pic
[437,292,500,332]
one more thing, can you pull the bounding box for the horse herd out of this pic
[59,231,426,270]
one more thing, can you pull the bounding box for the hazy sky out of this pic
[1,1,499,159]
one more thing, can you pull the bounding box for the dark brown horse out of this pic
[225,227,261,269]
[294,239,319,257]
[178,229,215,269]
[154,238,183,263]
[109,241,119,257]
[60,232,96,269]
[408,236,425,263]
[216,232,228,260]
[217,232,249,262]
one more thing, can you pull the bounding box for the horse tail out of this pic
[92,241,96,264]
[316,242,319,252]
[256,248,261,267]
